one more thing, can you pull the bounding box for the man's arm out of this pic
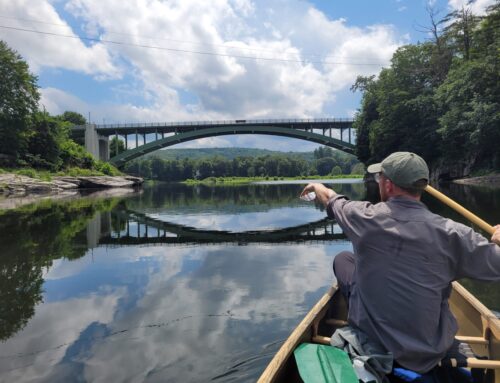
[493,225,500,246]
[300,183,336,207]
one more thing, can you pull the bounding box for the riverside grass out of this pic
[0,164,123,181]
[183,174,364,185]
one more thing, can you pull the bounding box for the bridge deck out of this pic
[76,118,353,135]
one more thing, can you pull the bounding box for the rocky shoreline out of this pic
[452,174,500,186]
[0,173,143,208]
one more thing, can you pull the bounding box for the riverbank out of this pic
[0,173,143,209]
[183,174,363,185]
[452,174,500,187]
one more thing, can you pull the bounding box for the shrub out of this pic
[60,140,95,169]
[67,167,97,177]
[16,168,37,178]
[94,161,120,176]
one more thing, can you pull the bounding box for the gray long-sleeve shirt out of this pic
[327,194,500,373]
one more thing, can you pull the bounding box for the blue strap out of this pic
[393,367,422,381]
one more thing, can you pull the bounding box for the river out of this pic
[0,180,498,382]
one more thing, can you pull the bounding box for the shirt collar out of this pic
[387,195,427,209]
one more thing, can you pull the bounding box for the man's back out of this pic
[328,195,500,373]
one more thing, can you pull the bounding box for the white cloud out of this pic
[2,0,406,151]
[0,0,120,77]
[40,87,88,115]
[448,0,496,14]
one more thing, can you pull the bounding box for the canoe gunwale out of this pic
[256,284,337,383]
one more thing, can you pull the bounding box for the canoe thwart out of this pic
[311,335,331,345]
[324,318,348,327]
[455,335,489,345]
[312,336,499,370]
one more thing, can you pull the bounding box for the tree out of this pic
[109,137,125,156]
[352,76,379,164]
[350,163,366,175]
[197,159,213,179]
[330,165,342,176]
[26,112,66,169]
[0,40,40,164]
[313,146,334,159]
[443,6,480,61]
[352,43,442,165]
[315,157,336,176]
[58,111,86,125]
[435,60,500,168]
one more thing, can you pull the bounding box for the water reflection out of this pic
[0,180,498,382]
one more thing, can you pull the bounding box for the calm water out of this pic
[0,180,498,382]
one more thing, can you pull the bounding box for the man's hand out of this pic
[492,225,500,246]
[300,183,336,208]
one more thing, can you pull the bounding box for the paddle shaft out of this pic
[424,185,494,236]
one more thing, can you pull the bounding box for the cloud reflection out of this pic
[156,206,325,231]
[0,241,352,382]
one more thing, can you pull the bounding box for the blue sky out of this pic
[0,0,494,151]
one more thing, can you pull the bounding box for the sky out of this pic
[0,0,495,152]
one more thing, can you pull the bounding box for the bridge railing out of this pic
[92,117,353,129]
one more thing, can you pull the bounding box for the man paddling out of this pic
[301,152,500,375]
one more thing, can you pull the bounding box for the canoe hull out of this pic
[258,282,500,383]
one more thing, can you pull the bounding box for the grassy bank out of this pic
[0,164,123,181]
[183,174,364,185]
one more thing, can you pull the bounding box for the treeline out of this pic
[124,146,364,181]
[143,147,315,161]
[0,41,116,174]
[354,4,500,175]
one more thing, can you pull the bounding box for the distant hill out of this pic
[145,147,317,162]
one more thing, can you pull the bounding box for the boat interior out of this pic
[272,283,500,383]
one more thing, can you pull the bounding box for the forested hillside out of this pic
[353,3,499,179]
[144,147,315,162]
[125,146,363,181]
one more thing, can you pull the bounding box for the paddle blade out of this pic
[294,343,359,383]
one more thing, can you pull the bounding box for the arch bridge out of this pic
[95,209,347,246]
[73,118,356,167]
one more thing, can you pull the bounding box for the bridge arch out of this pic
[109,125,355,167]
[104,209,347,245]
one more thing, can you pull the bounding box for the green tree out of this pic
[58,111,86,125]
[197,159,213,179]
[350,162,366,175]
[110,136,125,156]
[25,112,66,169]
[436,60,500,168]
[0,40,40,165]
[353,43,442,165]
[313,146,335,159]
[151,157,165,178]
[315,157,335,176]
[330,165,342,176]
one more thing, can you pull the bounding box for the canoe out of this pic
[258,282,500,383]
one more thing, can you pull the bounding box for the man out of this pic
[301,152,500,374]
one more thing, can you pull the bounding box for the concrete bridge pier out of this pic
[85,124,110,161]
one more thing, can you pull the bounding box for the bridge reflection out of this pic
[88,208,347,247]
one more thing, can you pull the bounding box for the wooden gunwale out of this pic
[256,285,337,383]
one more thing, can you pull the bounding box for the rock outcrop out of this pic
[452,174,500,186]
[0,173,143,197]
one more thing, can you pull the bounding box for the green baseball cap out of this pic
[367,152,429,188]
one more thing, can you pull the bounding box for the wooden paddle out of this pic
[424,185,495,236]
